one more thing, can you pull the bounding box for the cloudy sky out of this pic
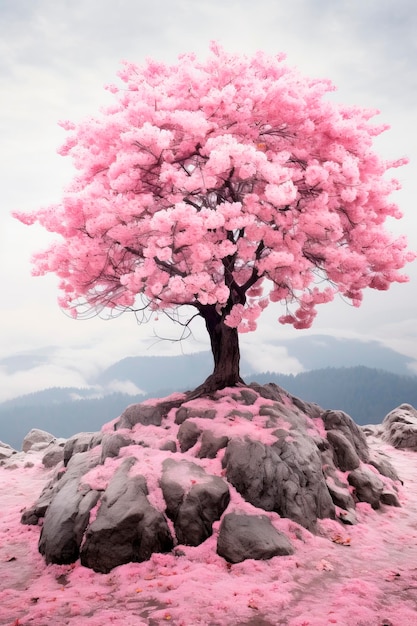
[1,0,417,401]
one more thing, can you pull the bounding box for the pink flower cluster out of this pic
[15,43,414,331]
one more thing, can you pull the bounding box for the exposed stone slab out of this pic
[100,432,132,463]
[217,512,294,563]
[175,406,216,425]
[160,458,230,546]
[322,410,370,463]
[197,430,229,459]
[63,432,103,466]
[80,458,173,573]
[223,436,334,530]
[348,468,384,509]
[21,450,101,525]
[177,421,202,452]
[326,430,360,471]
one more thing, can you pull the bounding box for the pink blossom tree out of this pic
[16,45,414,393]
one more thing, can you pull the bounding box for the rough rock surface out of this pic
[80,458,173,573]
[161,458,230,546]
[20,385,404,572]
[217,512,294,563]
[38,451,102,563]
[22,428,56,453]
[382,404,417,450]
[322,410,370,462]
[348,467,385,509]
[63,432,103,466]
[223,435,334,530]
[0,440,17,462]
[21,449,101,525]
[41,438,66,468]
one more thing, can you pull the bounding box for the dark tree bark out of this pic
[190,304,245,397]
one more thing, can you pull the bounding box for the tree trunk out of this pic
[190,305,245,397]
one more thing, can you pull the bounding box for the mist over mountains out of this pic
[1,335,416,450]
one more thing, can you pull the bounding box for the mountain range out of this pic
[1,335,416,450]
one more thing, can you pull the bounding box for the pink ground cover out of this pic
[1,436,417,626]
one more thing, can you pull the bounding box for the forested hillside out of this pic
[254,366,417,424]
[1,366,416,450]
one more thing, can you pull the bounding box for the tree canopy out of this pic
[15,44,414,391]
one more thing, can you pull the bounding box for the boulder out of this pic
[381,490,401,507]
[348,468,384,509]
[0,441,17,461]
[217,512,294,563]
[42,440,66,468]
[322,410,370,462]
[223,435,334,530]
[382,404,417,450]
[177,420,202,452]
[160,440,177,453]
[369,452,401,483]
[100,432,132,463]
[20,384,403,573]
[175,406,216,425]
[117,403,166,429]
[22,449,101,525]
[80,458,173,573]
[231,388,259,406]
[197,430,229,459]
[325,476,355,511]
[39,482,100,565]
[63,432,103,466]
[160,458,230,546]
[116,397,184,429]
[326,430,360,471]
[22,428,55,453]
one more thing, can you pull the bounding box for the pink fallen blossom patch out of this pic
[1,433,417,625]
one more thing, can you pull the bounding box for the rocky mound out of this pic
[20,384,402,573]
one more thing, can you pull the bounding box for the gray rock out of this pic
[160,458,230,546]
[325,476,355,511]
[232,388,259,406]
[322,410,370,462]
[337,509,357,525]
[226,409,253,421]
[117,404,165,429]
[177,420,202,452]
[348,468,384,509]
[160,440,177,453]
[223,436,334,530]
[217,512,294,563]
[326,430,360,471]
[116,396,185,430]
[22,449,101,525]
[197,430,229,459]
[381,490,401,507]
[369,453,401,483]
[175,406,216,425]
[0,441,17,461]
[22,428,55,453]
[291,395,323,420]
[42,441,66,468]
[249,382,286,402]
[80,458,173,573]
[63,432,103,466]
[39,481,100,564]
[100,432,132,463]
[362,424,384,437]
[382,404,417,450]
